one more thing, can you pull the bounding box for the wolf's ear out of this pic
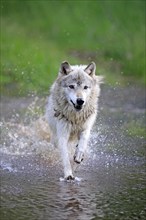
[60,61,72,75]
[84,62,96,76]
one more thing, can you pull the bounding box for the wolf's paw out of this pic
[60,176,82,182]
[74,150,84,164]
[59,175,75,182]
[66,175,75,181]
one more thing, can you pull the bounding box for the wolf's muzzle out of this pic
[71,98,84,111]
[76,98,84,106]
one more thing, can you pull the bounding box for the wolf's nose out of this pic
[77,98,84,106]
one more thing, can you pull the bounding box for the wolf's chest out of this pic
[71,121,83,131]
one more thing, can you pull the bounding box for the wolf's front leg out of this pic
[74,114,96,164]
[74,129,90,164]
[57,121,74,180]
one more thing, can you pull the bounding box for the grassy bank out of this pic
[1,0,145,95]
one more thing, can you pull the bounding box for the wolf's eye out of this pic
[84,86,88,90]
[69,85,75,89]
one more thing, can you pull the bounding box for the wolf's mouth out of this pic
[70,100,82,111]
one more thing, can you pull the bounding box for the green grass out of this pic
[123,120,146,139]
[1,19,68,94]
[1,0,145,95]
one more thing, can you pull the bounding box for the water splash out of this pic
[0,96,100,164]
[1,94,145,171]
[0,97,61,165]
[0,161,17,173]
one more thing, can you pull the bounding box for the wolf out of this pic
[46,61,102,180]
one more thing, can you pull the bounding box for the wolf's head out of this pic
[57,61,103,111]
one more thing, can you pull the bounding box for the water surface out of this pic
[0,85,146,220]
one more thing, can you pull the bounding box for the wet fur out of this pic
[46,61,102,180]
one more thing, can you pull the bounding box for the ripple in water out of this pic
[0,96,146,220]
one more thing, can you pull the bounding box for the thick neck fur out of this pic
[52,81,100,125]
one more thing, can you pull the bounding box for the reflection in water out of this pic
[1,158,145,220]
[0,86,146,220]
[57,183,97,220]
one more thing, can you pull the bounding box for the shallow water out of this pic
[0,85,146,220]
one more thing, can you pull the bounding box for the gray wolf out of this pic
[46,61,102,180]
